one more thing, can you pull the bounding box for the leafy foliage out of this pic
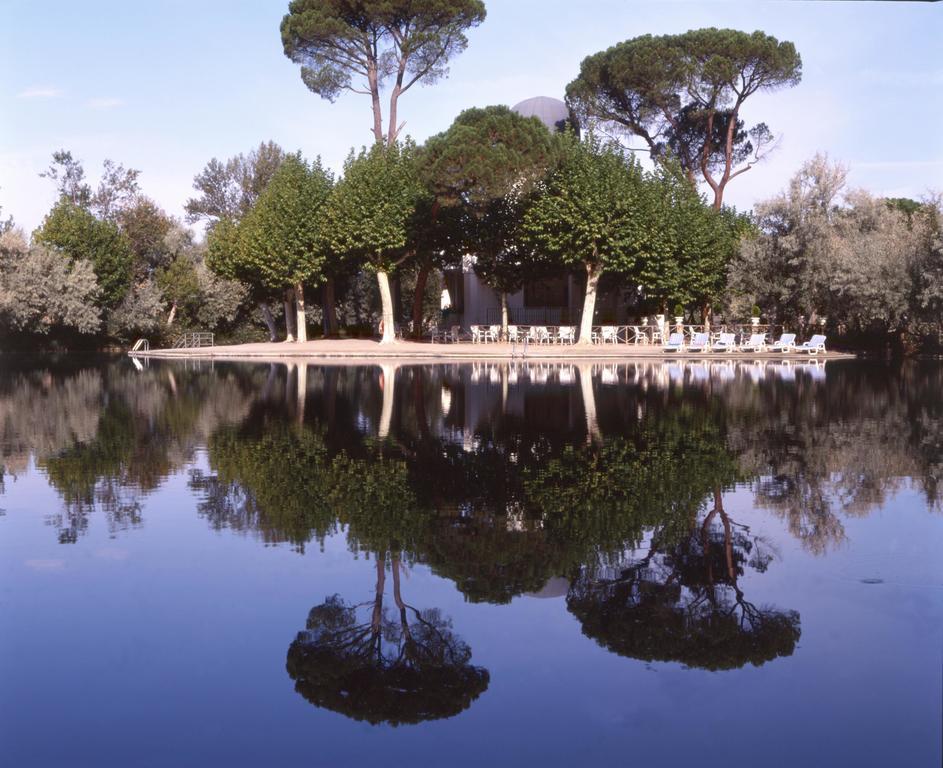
[0,246,101,335]
[326,142,426,273]
[566,28,802,206]
[641,165,747,310]
[107,278,165,339]
[185,141,286,227]
[281,0,486,142]
[523,133,658,277]
[421,105,556,296]
[728,154,942,348]
[236,154,334,293]
[33,199,133,308]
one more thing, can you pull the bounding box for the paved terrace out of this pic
[129,338,853,362]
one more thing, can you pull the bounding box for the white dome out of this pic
[511,96,571,132]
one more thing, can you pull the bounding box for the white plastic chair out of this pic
[594,325,618,344]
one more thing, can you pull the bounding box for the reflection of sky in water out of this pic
[0,358,940,767]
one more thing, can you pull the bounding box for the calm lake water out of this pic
[1,356,940,767]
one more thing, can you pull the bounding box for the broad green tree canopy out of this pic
[325,141,426,275]
[522,134,658,278]
[231,154,334,295]
[421,105,555,207]
[33,199,133,308]
[522,133,664,341]
[421,105,557,299]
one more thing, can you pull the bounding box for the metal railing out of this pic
[171,332,215,349]
[130,338,149,352]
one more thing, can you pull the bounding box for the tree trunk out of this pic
[411,262,430,339]
[578,263,604,344]
[296,362,307,425]
[578,364,601,444]
[367,63,384,145]
[285,362,295,406]
[378,363,397,439]
[283,292,296,343]
[260,302,277,342]
[377,270,396,344]
[702,302,711,335]
[391,554,405,610]
[294,282,307,343]
[372,554,386,631]
[166,302,177,327]
[322,278,338,336]
[500,292,509,340]
[261,363,277,400]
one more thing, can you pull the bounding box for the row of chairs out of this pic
[663,331,827,354]
[467,325,577,344]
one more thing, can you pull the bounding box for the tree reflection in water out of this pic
[286,554,489,726]
[567,489,800,670]
[3,357,941,720]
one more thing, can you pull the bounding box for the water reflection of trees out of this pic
[720,361,943,553]
[8,357,936,560]
[4,359,941,702]
[286,554,489,726]
[0,358,258,542]
[567,491,800,670]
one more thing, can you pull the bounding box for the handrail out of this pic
[131,338,149,352]
[171,332,215,349]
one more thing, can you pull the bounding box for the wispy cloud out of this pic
[86,97,124,110]
[16,86,62,100]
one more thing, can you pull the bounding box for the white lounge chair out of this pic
[507,325,521,343]
[771,333,797,352]
[487,325,501,342]
[663,332,685,352]
[558,326,576,344]
[740,333,767,352]
[798,334,827,354]
[470,325,484,343]
[534,326,551,344]
[688,332,711,352]
[713,332,737,353]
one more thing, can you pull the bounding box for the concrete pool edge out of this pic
[127,338,856,363]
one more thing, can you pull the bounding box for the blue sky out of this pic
[2,0,941,235]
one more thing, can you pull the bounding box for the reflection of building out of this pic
[446,96,636,328]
